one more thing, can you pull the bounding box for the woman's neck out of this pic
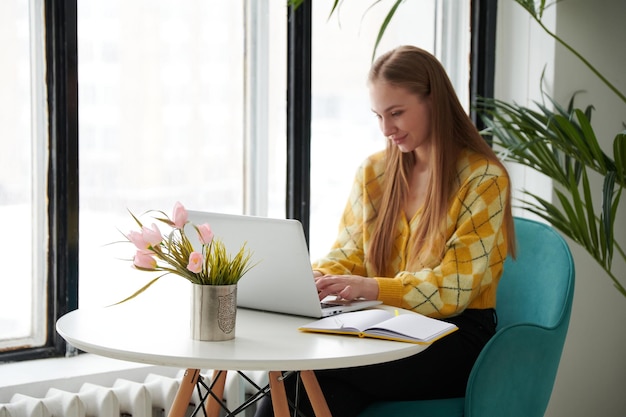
[404,160,431,221]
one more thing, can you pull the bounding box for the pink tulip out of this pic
[133,250,157,270]
[172,201,188,229]
[127,230,149,249]
[187,251,203,273]
[196,223,214,245]
[142,223,163,247]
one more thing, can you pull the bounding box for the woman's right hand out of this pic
[314,274,379,301]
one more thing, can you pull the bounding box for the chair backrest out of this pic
[465,217,575,417]
[357,217,576,417]
[496,217,575,330]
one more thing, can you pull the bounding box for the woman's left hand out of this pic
[315,274,379,301]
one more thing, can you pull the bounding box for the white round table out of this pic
[57,302,426,416]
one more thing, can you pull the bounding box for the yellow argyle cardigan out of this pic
[312,149,510,318]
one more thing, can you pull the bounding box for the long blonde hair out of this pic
[366,45,516,276]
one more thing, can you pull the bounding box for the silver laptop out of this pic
[186,211,382,318]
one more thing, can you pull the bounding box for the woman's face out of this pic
[369,80,432,155]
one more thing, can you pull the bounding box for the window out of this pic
[0,0,48,352]
[0,0,483,359]
[77,1,287,308]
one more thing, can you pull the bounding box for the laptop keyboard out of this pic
[321,299,352,308]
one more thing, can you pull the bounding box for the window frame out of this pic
[1,0,497,362]
[470,0,498,132]
[286,0,312,242]
[2,0,78,363]
[45,0,80,358]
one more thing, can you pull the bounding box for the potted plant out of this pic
[122,201,256,340]
[476,1,625,296]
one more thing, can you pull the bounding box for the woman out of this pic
[255,45,516,417]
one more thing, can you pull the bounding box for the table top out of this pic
[56,301,426,371]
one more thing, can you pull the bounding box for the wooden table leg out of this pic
[168,368,200,417]
[300,370,332,417]
[268,371,291,417]
[169,369,331,417]
[205,370,227,417]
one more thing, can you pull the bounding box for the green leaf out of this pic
[555,192,582,242]
[521,192,569,233]
[370,0,403,61]
[110,276,164,306]
[580,169,599,258]
[602,171,616,265]
[514,0,540,17]
[128,208,144,228]
[614,131,626,186]
[550,114,592,165]
[327,0,342,20]
[287,0,305,10]
[574,109,607,172]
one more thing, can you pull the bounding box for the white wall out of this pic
[495,1,626,416]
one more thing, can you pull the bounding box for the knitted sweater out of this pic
[312,149,510,318]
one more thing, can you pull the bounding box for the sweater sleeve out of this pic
[376,162,510,318]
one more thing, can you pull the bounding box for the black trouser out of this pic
[254,309,497,417]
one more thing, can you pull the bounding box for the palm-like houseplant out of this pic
[289,0,626,296]
[476,1,626,296]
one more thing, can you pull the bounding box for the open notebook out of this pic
[186,211,381,318]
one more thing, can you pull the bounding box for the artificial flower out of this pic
[172,201,188,229]
[133,249,157,270]
[196,223,214,245]
[117,202,255,304]
[141,223,163,247]
[187,251,203,273]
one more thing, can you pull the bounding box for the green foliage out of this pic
[202,240,256,286]
[288,0,404,61]
[478,94,626,296]
[475,0,626,296]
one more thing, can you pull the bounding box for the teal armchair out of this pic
[359,217,575,417]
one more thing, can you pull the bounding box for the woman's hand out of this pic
[314,274,379,301]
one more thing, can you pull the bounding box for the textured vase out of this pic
[191,284,237,341]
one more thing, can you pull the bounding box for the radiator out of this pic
[0,370,268,417]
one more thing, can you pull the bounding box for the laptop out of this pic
[186,210,382,318]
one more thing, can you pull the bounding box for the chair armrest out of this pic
[465,323,568,417]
